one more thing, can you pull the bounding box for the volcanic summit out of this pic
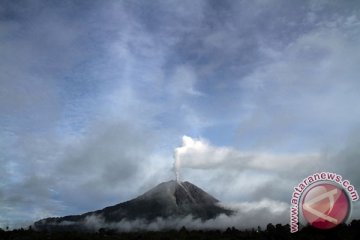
[35,180,233,231]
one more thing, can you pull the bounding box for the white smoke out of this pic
[173,135,321,172]
[173,136,197,182]
[173,135,223,181]
[173,152,180,182]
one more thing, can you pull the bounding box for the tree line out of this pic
[0,219,359,240]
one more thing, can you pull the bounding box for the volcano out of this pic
[35,180,233,231]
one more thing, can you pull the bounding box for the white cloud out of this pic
[174,135,321,173]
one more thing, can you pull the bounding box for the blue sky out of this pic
[1,0,360,228]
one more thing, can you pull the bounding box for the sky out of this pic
[1,0,360,229]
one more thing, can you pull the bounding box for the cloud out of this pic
[0,120,161,227]
[44,198,288,232]
[174,135,321,173]
[173,135,360,217]
[237,12,360,150]
[1,0,360,229]
[169,65,203,97]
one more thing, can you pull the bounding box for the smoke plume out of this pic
[173,136,199,182]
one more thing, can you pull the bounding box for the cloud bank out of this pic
[45,199,288,232]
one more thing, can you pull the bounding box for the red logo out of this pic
[302,183,350,229]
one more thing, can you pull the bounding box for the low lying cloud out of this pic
[45,199,288,232]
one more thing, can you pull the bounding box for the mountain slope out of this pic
[34,180,233,230]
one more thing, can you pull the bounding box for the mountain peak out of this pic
[35,180,233,231]
[138,180,219,207]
